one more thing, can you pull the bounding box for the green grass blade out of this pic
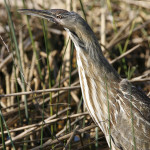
[106,0,129,74]
[41,19,54,138]
[79,0,87,22]
[128,71,136,150]
[105,75,111,149]
[4,0,28,121]
[22,0,43,82]
[0,109,16,150]
[0,106,6,150]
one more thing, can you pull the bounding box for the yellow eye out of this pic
[56,15,62,19]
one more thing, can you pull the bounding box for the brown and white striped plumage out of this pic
[71,36,150,150]
[19,9,150,150]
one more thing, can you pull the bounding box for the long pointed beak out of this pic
[18,9,57,23]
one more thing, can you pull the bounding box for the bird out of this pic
[18,9,150,150]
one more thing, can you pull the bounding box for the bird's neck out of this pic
[66,27,120,82]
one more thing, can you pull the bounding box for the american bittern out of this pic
[19,9,150,150]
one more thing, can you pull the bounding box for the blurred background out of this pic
[0,0,150,149]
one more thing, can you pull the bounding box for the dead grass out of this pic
[0,0,150,149]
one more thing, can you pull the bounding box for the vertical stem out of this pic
[105,75,111,149]
[128,77,136,150]
[22,0,43,82]
[4,0,28,121]
[0,105,6,150]
[0,109,16,149]
[95,127,99,148]
[79,0,87,22]
[40,95,45,147]
[14,66,22,125]
[41,19,53,136]
[57,39,70,113]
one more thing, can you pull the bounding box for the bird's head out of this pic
[18,9,103,63]
[18,9,80,32]
[18,9,98,48]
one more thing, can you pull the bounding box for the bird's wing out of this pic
[110,79,150,150]
[119,79,150,122]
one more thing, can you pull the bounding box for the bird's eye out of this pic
[56,15,62,19]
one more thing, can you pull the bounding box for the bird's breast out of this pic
[76,50,111,134]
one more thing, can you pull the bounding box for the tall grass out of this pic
[0,109,15,149]
[4,0,28,121]
[127,68,136,150]
[41,19,54,139]
[0,106,6,150]
[1,0,148,149]
[105,75,111,150]
[107,0,131,75]
[22,0,43,82]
